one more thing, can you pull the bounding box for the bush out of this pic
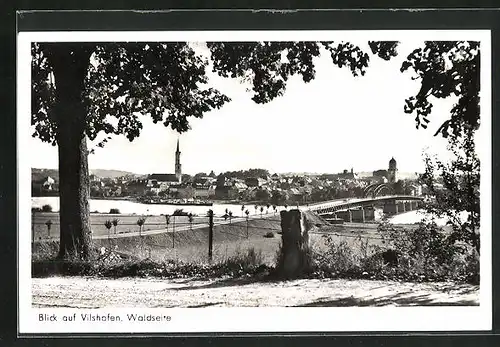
[308,221,480,284]
[109,208,120,214]
[263,232,274,238]
[223,248,265,273]
[313,239,360,276]
[173,209,189,216]
[41,204,52,212]
[104,220,113,230]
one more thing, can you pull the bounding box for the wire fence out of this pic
[31,211,287,264]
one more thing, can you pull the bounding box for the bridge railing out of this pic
[307,195,424,212]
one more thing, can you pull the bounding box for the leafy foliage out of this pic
[401,41,480,139]
[368,41,400,61]
[104,220,112,230]
[377,221,479,283]
[32,42,231,148]
[419,131,480,253]
[321,42,370,76]
[136,217,146,227]
[208,41,398,104]
[41,204,53,212]
[208,42,320,103]
[401,41,481,255]
[310,224,479,284]
[220,168,270,180]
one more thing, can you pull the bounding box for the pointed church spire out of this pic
[175,138,182,182]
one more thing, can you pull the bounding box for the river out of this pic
[31,197,454,225]
[31,197,284,217]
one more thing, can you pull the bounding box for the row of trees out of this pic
[219,169,270,180]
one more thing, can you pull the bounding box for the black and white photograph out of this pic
[18,28,491,334]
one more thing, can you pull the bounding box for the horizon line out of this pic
[31,167,423,176]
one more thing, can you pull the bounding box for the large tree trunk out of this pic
[44,44,94,260]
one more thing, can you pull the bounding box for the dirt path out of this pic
[32,276,479,308]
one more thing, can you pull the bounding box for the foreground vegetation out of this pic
[32,218,479,285]
[308,222,479,284]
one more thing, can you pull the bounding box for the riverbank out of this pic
[31,197,287,218]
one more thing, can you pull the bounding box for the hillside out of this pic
[32,168,59,182]
[32,168,139,181]
[89,169,138,178]
[357,171,419,180]
[281,171,420,180]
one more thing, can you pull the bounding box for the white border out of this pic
[18,30,492,334]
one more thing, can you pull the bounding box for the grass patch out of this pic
[32,246,272,280]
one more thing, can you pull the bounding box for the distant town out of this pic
[32,140,426,206]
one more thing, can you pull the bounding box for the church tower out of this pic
[388,157,398,183]
[175,139,182,183]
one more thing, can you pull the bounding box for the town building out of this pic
[337,168,358,180]
[146,139,183,194]
[388,157,398,183]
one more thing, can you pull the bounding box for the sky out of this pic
[30,40,457,176]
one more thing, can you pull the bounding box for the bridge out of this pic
[305,195,424,223]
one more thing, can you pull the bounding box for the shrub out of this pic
[104,220,113,230]
[263,232,274,238]
[136,217,146,226]
[308,221,480,284]
[109,208,120,214]
[173,209,188,216]
[224,248,264,273]
[32,207,42,212]
[313,239,359,275]
[41,204,52,212]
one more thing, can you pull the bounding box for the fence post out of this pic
[31,210,35,246]
[278,209,311,279]
[208,209,214,262]
[171,215,175,249]
[172,223,175,249]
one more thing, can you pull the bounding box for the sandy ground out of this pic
[32,276,479,308]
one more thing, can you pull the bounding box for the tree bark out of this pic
[45,44,94,260]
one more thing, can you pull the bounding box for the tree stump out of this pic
[278,209,311,279]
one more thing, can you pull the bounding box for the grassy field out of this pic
[32,212,213,239]
[32,210,412,266]
[33,217,284,265]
